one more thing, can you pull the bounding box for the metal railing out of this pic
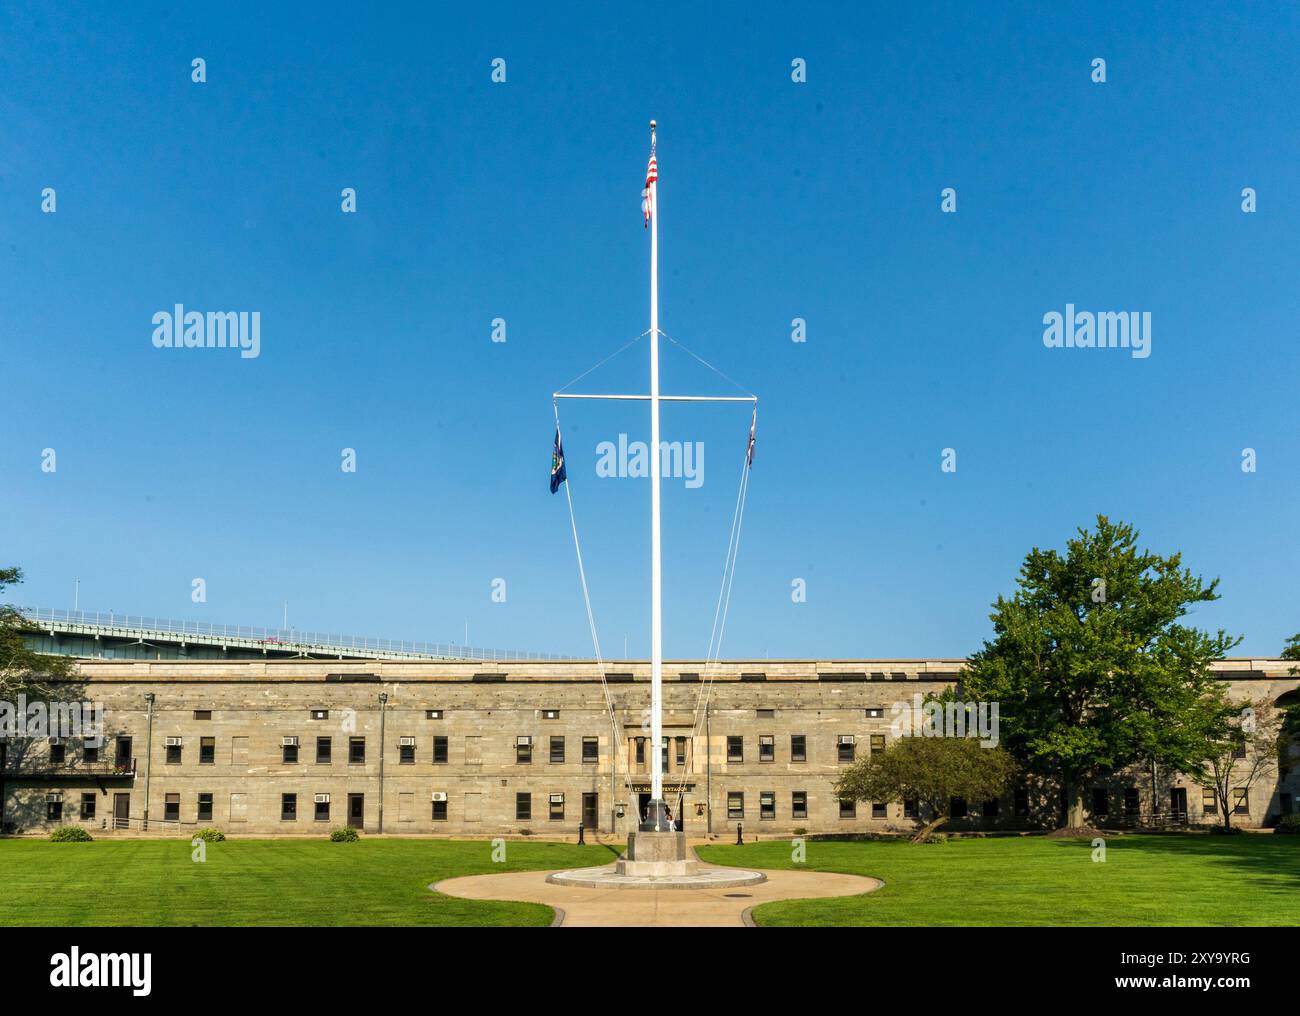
[0,757,136,779]
[17,606,570,661]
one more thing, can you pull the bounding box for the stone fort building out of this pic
[3,650,1297,837]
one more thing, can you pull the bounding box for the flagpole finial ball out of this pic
[650,119,656,130]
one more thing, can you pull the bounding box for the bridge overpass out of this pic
[15,607,567,663]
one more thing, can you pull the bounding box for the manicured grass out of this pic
[697,834,1300,926]
[0,838,618,927]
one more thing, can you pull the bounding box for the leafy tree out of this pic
[0,567,73,700]
[1,567,77,831]
[962,516,1238,830]
[1201,699,1281,831]
[834,736,1016,842]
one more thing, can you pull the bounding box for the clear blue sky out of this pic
[2,2,1297,659]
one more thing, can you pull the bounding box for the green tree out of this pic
[834,736,1016,842]
[962,516,1238,830]
[1202,699,1281,831]
[0,567,73,699]
[1,567,76,831]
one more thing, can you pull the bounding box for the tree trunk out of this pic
[911,815,949,843]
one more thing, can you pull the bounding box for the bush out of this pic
[1209,824,1243,835]
[193,828,225,842]
[49,826,93,842]
[329,826,360,842]
[792,827,808,837]
[1274,814,1300,835]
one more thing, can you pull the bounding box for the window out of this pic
[950,797,968,818]
[982,799,999,818]
[47,792,63,821]
[1014,787,1030,817]
[759,735,774,762]
[661,737,669,772]
[675,736,686,766]
[349,737,366,764]
[865,707,884,718]
[756,708,775,719]
[550,736,565,764]
[399,739,416,764]
[760,791,776,820]
[83,741,99,763]
[80,793,96,820]
[197,793,213,821]
[727,736,743,763]
[315,796,330,821]
[49,741,66,764]
[194,710,212,720]
[199,737,215,764]
[1232,735,1247,760]
[281,793,297,821]
[549,794,565,821]
[1202,787,1217,814]
[1124,788,1140,816]
[903,798,919,818]
[426,709,443,720]
[1233,788,1249,814]
[634,738,645,764]
[516,792,532,821]
[792,791,808,819]
[1091,787,1109,816]
[432,797,447,821]
[115,737,132,765]
[516,736,533,764]
[433,736,448,764]
[837,736,855,763]
[791,734,807,762]
[727,792,744,819]
[316,736,332,764]
[310,709,329,721]
[164,793,180,822]
[165,742,182,764]
[872,802,888,818]
[839,797,856,819]
[582,737,599,764]
[542,709,560,720]
[870,734,885,753]
[282,738,299,764]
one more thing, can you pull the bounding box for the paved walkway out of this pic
[433,860,882,927]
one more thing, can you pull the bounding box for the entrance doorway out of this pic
[113,793,130,830]
[636,792,686,830]
[1170,787,1188,821]
[582,793,598,831]
[347,793,364,830]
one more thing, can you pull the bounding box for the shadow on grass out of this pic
[1095,831,1300,888]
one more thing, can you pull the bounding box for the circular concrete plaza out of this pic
[433,856,881,927]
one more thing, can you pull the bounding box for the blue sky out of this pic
[2,2,1297,659]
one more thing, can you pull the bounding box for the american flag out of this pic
[642,145,658,227]
[746,409,756,468]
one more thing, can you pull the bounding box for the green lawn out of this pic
[0,838,619,926]
[697,834,1300,926]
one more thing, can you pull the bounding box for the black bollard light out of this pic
[577,821,585,846]
[736,822,743,845]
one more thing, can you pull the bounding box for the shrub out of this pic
[1209,824,1243,835]
[330,826,360,842]
[792,827,808,837]
[1274,814,1300,835]
[49,826,93,842]
[193,828,225,842]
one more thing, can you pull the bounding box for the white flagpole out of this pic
[648,118,664,820]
